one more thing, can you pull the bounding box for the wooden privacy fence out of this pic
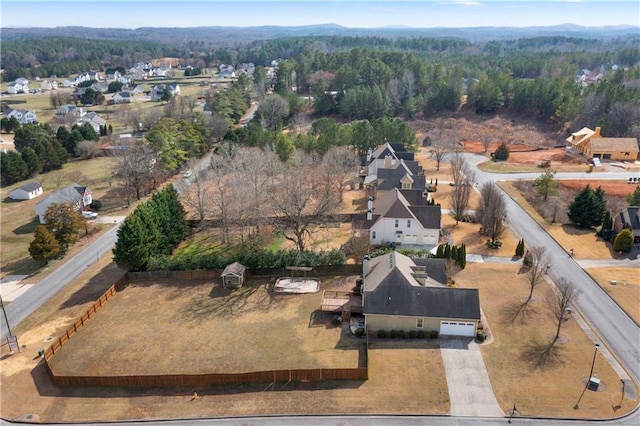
[48,367,368,387]
[43,274,128,363]
[43,270,369,388]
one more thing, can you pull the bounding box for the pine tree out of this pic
[457,243,466,269]
[515,239,525,257]
[493,142,510,161]
[568,185,606,228]
[627,185,640,206]
[112,213,162,271]
[601,211,612,232]
[29,225,60,265]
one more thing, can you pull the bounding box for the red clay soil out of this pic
[559,180,637,197]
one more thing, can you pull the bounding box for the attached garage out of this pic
[440,321,477,337]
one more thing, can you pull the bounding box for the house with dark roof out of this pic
[9,181,43,200]
[353,188,441,248]
[35,183,92,224]
[362,251,480,337]
[617,207,640,244]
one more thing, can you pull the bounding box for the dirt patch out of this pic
[560,180,637,198]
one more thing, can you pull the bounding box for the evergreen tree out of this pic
[601,210,612,231]
[515,239,525,257]
[627,185,640,206]
[29,225,60,265]
[112,213,162,271]
[613,228,633,253]
[493,142,510,161]
[21,147,42,176]
[457,243,467,269]
[533,169,557,201]
[568,185,606,228]
[0,151,28,185]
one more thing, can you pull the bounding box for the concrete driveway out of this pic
[440,337,504,417]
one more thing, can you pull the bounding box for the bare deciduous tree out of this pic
[114,140,158,205]
[267,152,339,252]
[477,182,507,244]
[547,278,580,346]
[321,146,359,202]
[259,93,290,131]
[180,172,212,222]
[449,152,475,224]
[525,246,550,304]
[429,122,459,171]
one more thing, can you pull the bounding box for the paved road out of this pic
[0,222,121,339]
[465,153,640,386]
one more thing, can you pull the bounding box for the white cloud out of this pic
[442,0,485,6]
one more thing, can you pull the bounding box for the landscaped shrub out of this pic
[613,228,633,253]
[332,315,342,326]
[398,330,407,339]
[354,328,365,337]
[429,330,439,339]
[377,330,386,338]
[390,330,399,338]
[408,330,418,339]
[493,142,510,161]
[476,331,486,343]
[416,330,425,339]
[89,200,102,210]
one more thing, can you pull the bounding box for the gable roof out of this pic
[588,137,639,153]
[354,189,440,230]
[14,181,42,192]
[363,252,479,319]
[622,207,640,231]
[566,127,595,147]
[222,261,246,277]
[35,183,87,213]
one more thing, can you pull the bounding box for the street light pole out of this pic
[588,343,600,379]
[0,295,12,337]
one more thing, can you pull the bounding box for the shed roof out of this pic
[222,262,246,277]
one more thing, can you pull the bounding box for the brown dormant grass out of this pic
[455,263,637,418]
[585,268,640,324]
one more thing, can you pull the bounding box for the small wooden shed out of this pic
[221,262,246,289]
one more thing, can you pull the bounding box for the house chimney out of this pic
[384,154,392,169]
[363,254,370,277]
[594,127,601,137]
[366,148,372,162]
[367,196,374,211]
[367,209,372,221]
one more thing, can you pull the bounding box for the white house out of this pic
[9,182,43,200]
[4,108,37,124]
[15,77,29,85]
[111,91,133,104]
[62,79,77,88]
[57,104,85,118]
[149,84,180,101]
[35,183,92,224]
[353,188,441,248]
[7,81,29,94]
[39,80,59,91]
[79,112,106,134]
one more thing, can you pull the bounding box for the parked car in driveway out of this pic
[182,170,193,179]
[82,211,98,219]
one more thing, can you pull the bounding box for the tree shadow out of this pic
[560,223,595,236]
[501,301,537,324]
[12,216,40,235]
[520,337,565,369]
[58,262,127,309]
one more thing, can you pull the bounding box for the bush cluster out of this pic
[376,329,438,339]
[147,247,346,271]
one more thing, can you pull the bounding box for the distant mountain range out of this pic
[2,23,638,44]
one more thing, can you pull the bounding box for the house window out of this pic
[395,219,399,228]
[407,220,411,228]
[416,318,423,328]
[372,231,376,240]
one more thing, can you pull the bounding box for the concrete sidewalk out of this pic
[440,337,504,417]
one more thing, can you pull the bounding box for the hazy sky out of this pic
[2,1,639,29]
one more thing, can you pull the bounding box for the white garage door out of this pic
[440,321,476,337]
[404,234,418,244]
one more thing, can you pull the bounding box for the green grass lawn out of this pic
[0,156,120,275]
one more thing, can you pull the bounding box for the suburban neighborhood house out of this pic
[4,107,37,124]
[361,142,425,198]
[353,188,441,248]
[6,77,30,94]
[9,181,43,200]
[150,83,180,101]
[617,206,640,244]
[35,183,92,224]
[362,251,481,337]
[566,126,639,160]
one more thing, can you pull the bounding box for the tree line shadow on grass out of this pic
[58,262,126,309]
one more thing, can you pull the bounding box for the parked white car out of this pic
[82,211,98,219]
[182,170,193,179]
